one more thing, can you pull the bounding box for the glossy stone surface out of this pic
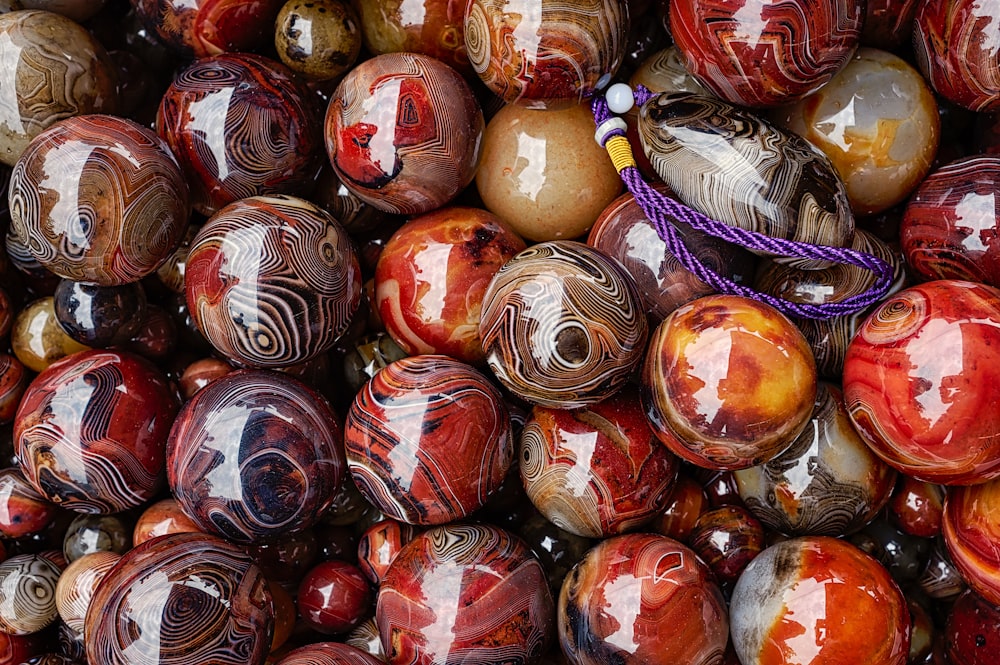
[132,498,203,547]
[0,354,28,425]
[913,0,1000,112]
[648,473,709,542]
[53,280,147,348]
[773,47,940,216]
[14,349,178,513]
[558,533,728,665]
[167,369,345,543]
[297,560,373,635]
[919,539,968,601]
[345,355,512,525]
[275,0,362,80]
[639,93,854,268]
[357,518,419,585]
[901,155,1000,287]
[377,524,553,665]
[10,297,90,373]
[157,53,321,216]
[0,10,118,167]
[325,52,483,216]
[465,0,629,109]
[734,383,897,536]
[946,589,1000,665]
[730,536,909,665]
[520,389,678,538]
[943,478,1000,607]
[85,532,274,665]
[861,0,921,50]
[54,551,119,637]
[515,511,594,596]
[375,206,526,364]
[185,195,361,368]
[62,513,130,562]
[131,0,284,58]
[588,186,756,321]
[0,552,64,635]
[479,241,648,408]
[629,46,710,96]
[273,642,384,665]
[0,466,56,539]
[8,114,190,286]
[643,294,817,470]
[688,505,765,586]
[671,0,862,107]
[356,0,470,76]
[476,102,622,242]
[843,280,1000,485]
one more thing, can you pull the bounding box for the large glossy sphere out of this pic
[14,349,178,513]
[157,54,321,216]
[730,536,909,665]
[53,280,147,348]
[0,10,118,167]
[943,478,1000,606]
[479,241,648,408]
[670,0,864,107]
[843,280,1000,484]
[345,355,512,525]
[85,532,274,665]
[901,155,1000,287]
[520,389,678,538]
[734,383,897,536]
[558,533,728,665]
[275,0,362,81]
[464,0,629,109]
[356,0,470,77]
[773,47,939,216]
[946,589,1000,665]
[274,642,384,665]
[131,0,284,58]
[377,524,553,664]
[325,52,483,216]
[8,115,190,286]
[185,195,361,368]
[167,369,344,543]
[643,295,817,470]
[0,552,64,635]
[476,102,622,242]
[375,207,526,364]
[913,0,1000,112]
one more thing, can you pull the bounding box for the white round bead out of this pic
[606,83,635,114]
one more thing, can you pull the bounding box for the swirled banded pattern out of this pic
[8,114,190,286]
[157,53,321,216]
[902,156,1000,287]
[943,480,1000,607]
[377,524,553,664]
[85,532,274,665]
[14,350,179,513]
[670,0,863,107]
[54,551,120,636]
[638,93,854,269]
[520,389,678,538]
[345,355,512,525]
[629,46,710,96]
[0,352,28,424]
[185,195,361,368]
[357,519,419,585]
[0,10,118,166]
[133,0,284,58]
[843,280,1000,485]
[274,642,384,665]
[479,241,648,408]
[913,0,1000,112]
[0,552,64,635]
[325,52,483,215]
[559,533,727,665]
[464,0,629,109]
[734,383,896,537]
[167,369,345,543]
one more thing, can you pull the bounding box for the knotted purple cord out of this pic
[591,86,895,320]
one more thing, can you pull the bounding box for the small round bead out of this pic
[606,83,635,114]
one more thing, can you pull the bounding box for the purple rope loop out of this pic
[590,86,894,320]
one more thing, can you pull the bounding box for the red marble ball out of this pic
[297,560,373,635]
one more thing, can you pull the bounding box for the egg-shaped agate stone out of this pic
[773,47,939,216]
[465,0,629,109]
[643,294,817,470]
[558,533,728,665]
[479,241,648,408]
[670,0,863,107]
[730,536,909,665]
[638,93,854,269]
[843,280,1000,485]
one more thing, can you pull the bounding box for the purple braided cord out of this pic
[592,87,895,320]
